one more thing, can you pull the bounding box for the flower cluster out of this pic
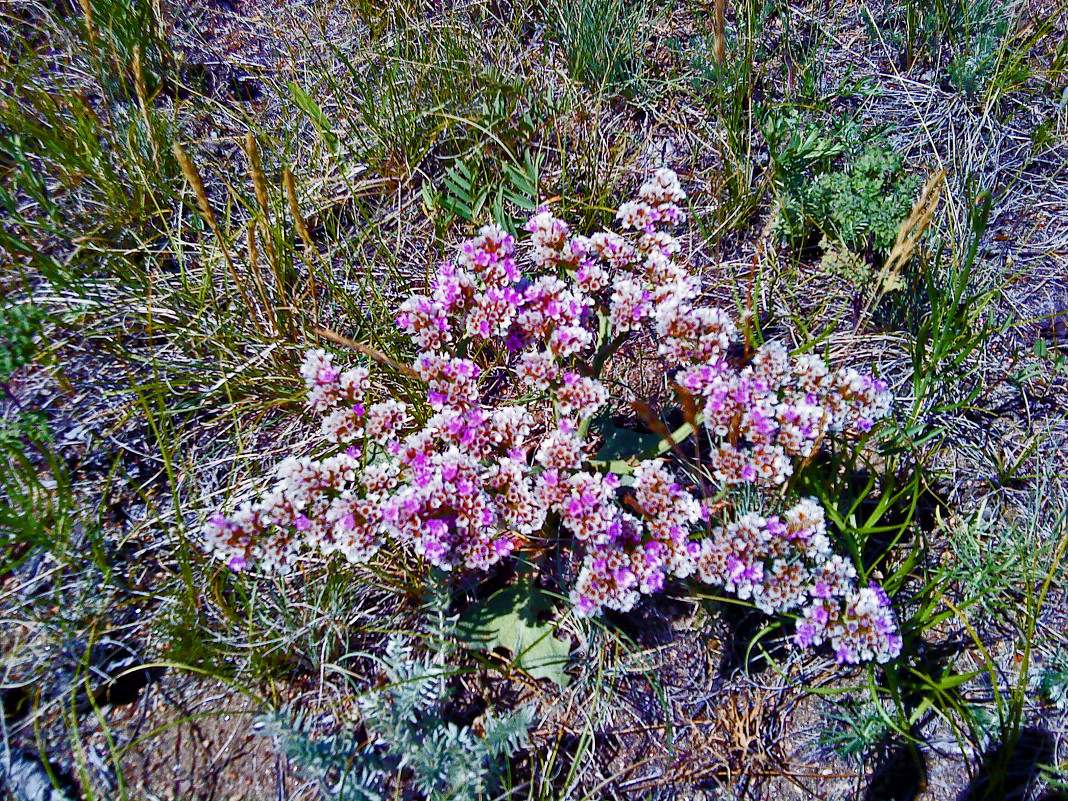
[203,169,900,665]
[795,582,903,664]
[675,342,891,486]
[695,499,901,663]
[201,447,380,574]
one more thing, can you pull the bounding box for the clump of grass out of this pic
[549,0,649,97]
[0,9,179,288]
[73,0,173,100]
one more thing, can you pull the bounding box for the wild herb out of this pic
[260,592,533,801]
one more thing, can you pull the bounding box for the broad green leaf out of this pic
[593,423,659,462]
[456,583,571,688]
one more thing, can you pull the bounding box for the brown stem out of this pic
[313,327,420,380]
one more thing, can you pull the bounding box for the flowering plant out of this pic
[203,170,902,665]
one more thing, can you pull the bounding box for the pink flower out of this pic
[201,170,901,666]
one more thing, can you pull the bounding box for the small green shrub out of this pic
[0,302,44,381]
[807,145,920,255]
[0,302,52,446]
[765,115,919,257]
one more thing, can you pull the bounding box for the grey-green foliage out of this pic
[765,115,918,255]
[260,592,534,801]
[943,0,1019,99]
[879,0,1022,99]
[817,696,894,765]
[1039,648,1068,713]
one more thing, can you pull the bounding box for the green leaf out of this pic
[456,583,571,688]
[593,423,660,462]
[287,81,340,154]
[441,160,488,223]
[501,149,542,211]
